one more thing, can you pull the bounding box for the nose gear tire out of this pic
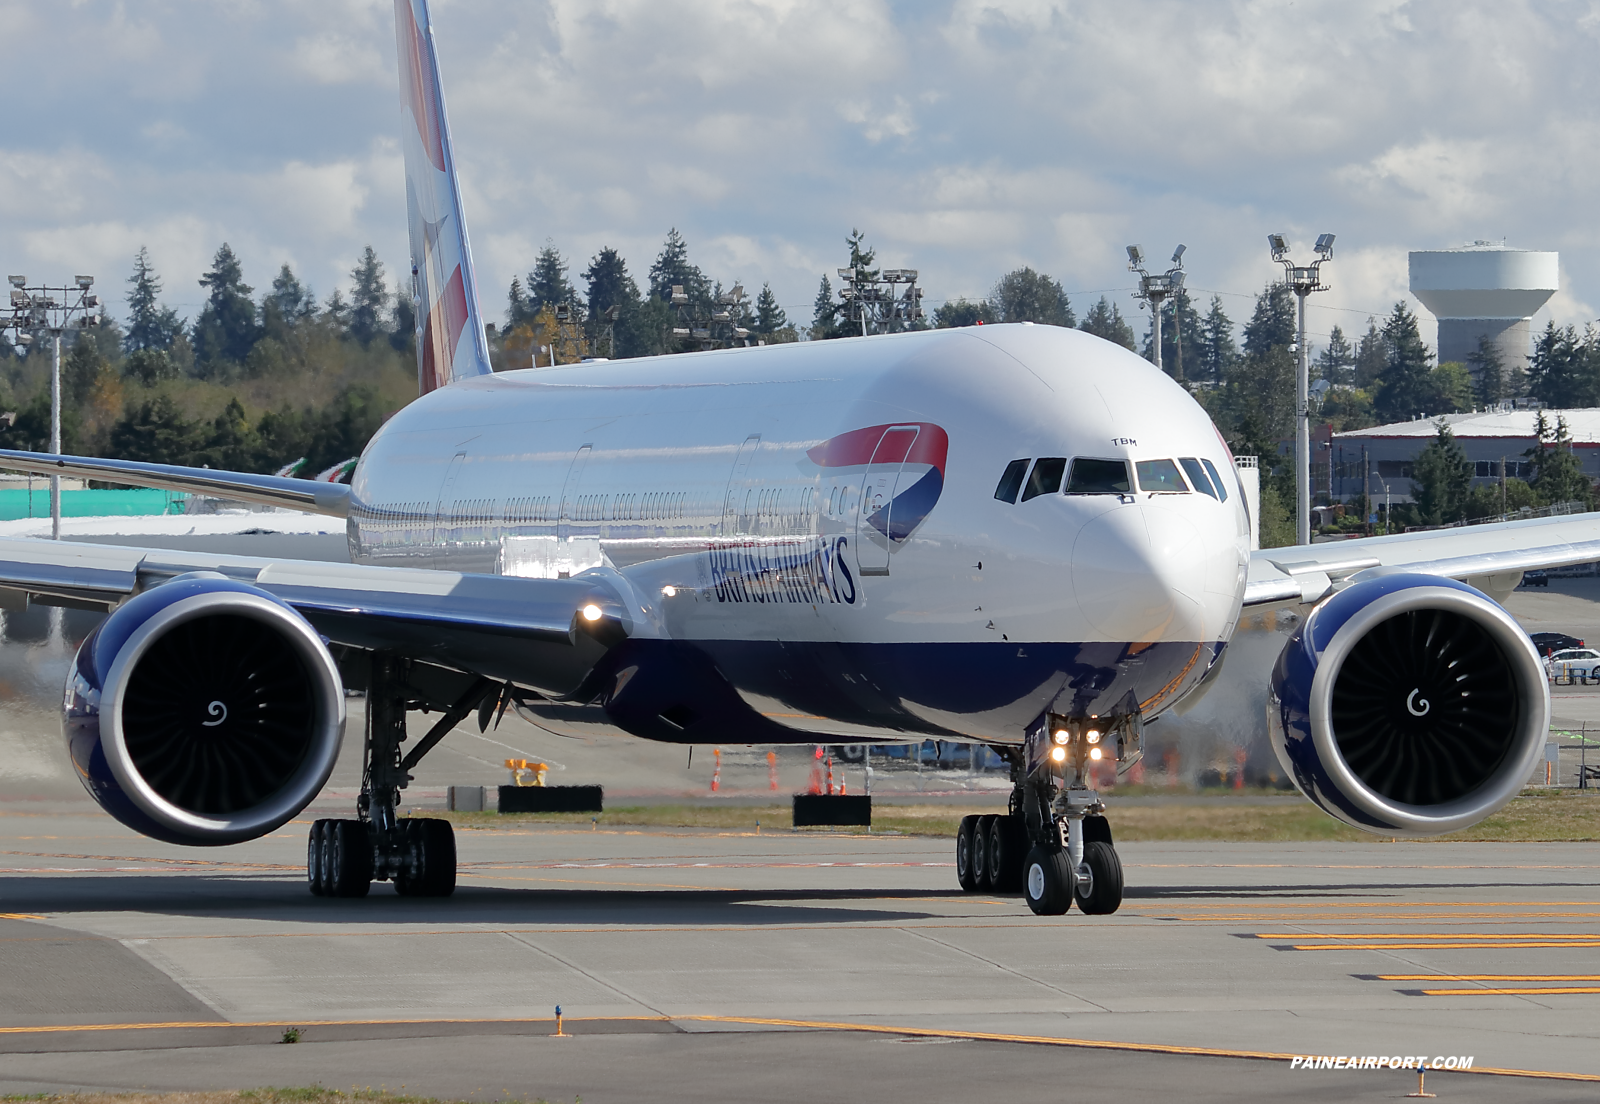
[1074,840,1123,914]
[1024,844,1074,915]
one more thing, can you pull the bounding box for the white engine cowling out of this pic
[1268,573,1548,836]
[63,573,345,845]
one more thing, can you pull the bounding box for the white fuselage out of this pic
[346,323,1250,744]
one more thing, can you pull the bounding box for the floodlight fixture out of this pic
[74,275,94,290]
[1171,244,1186,265]
[7,276,24,289]
[1268,233,1289,259]
[1314,233,1336,258]
[1126,245,1144,269]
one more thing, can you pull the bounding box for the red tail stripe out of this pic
[398,0,446,173]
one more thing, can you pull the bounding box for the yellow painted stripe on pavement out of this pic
[1379,975,1600,982]
[0,1015,668,1035]
[1417,987,1600,996]
[1255,933,1600,940]
[678,1016,1600,1082]
[1288,941,1600,950]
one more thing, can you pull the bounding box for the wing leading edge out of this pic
[0,537,630,699]
[0,449,350,517]
[1245,512,1600,607]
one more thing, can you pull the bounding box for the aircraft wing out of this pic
[1244,512,1600,606]
[0,448,350,517]
[0,536,630,699]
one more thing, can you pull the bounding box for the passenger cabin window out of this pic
[1135,459,1188,493]
[1021,457,1066,501]
[994,458,1030,504]
[1065,458,1132,494]
[1201,458,1229,502]
[1180,457,1217,499]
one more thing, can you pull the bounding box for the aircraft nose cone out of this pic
[1072,504,1205,641]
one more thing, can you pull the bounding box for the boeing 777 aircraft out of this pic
[2,0,1596,915]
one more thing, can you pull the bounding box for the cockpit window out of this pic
[1135,459,1188,493]
[1065,458,1132,494]
[1021,457,1066,501]
[1201,458,1229,502]
[994,458,1029,503]
[1180,458,1217,499]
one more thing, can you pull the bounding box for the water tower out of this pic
[1409,243,1557,382]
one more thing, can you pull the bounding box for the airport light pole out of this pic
[1128,245,1186,379]
[1268,233,1334,546]
[4,275,101,539]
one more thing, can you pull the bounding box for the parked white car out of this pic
[1546,648,1600,680]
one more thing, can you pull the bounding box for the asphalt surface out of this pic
[0,806,1597,1101]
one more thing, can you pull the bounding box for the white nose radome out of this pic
[1071,503,1206,643]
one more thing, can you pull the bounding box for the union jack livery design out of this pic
[394,0,492,394]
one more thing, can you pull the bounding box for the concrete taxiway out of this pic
[0,804,1597,1102]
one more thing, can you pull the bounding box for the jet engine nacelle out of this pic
[63,573,345,845]
[1269,574,1547,837]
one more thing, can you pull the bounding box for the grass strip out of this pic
[437,789,1600,842]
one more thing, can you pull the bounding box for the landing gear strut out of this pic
[308,653,493,899]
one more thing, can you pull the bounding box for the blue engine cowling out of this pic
[1269,573,1547,837]
[64,573,345,846]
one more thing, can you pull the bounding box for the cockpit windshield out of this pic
[1134,459,1188,493]
[1065,458,1132,494]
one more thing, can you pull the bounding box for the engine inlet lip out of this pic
[100,590,345,842]
[1307,583,1548,836]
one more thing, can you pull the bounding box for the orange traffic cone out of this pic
[711,747,721,793]
[826,756,834,796]
[767,750,778,791]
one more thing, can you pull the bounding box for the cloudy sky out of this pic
[3,0,1597,356]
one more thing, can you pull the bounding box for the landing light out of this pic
[1049,746,1067,763]
[661,586,677,598]
[1089,747,1103,761]
[1052,729,1070,746]
[581,604,603,622]
[1085,729,1101,745]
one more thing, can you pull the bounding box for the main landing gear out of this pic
[957,740,1126,917]
[309,653,496,899]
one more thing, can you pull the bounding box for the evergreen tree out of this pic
[197,397,260,472]
[933,298,995,328]
[1527,412,1591,507]
[990,268,1073,327]
[1242,282,1296,360]
[1317,325,1355,386]
[347,246,390,346]
[1352,317,1386,390]
[1526,321,1600,408]
[109,394,202,465]
[1078,296,1135,350]
[1141,286,1203,381]
[1196,295,1237,383]
[63,334,107,408]
[123,247,183,354]
[324,288,350,333]
[1426,362,1474,415]
[843,228,877,281]
[265,263,315,323]
[753,283,787,334]
[1410,421,1471,525]
[1373,301,1434,423]
[506,275,532,331]
[811,275,842,340]
[1468,334,1507,406]
[648,229,710,305]
[191,243,259,370]
[527,244,579,316]
[582,247,643,355]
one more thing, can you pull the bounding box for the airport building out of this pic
[1328,408,1600,502]
[1409,242,1558,384]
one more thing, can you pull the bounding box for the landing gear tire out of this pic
[1024,844,1074,916]
[973,814,999,890]
[988,814,1028,893]
[955,815,981,892]
[308,819,373,898]
[1074,840,1124,915]
[395,818,456,898]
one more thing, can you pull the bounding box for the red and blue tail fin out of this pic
[393,0,493,394]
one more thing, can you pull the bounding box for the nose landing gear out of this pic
[957,740,1127,917]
